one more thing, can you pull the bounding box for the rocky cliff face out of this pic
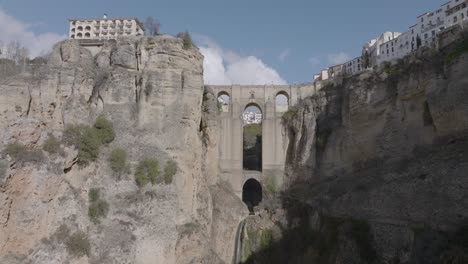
[244,37,468,263]
[0,36,231,264]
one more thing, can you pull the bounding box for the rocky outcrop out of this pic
[0,36,220,264]
[262,36,468,263]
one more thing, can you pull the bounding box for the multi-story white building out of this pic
[69,16,145,40]
[364,32,402,66]
[345,57,363,75]
[444,0,468,28]
[313,1,468,82]
[243,112,262,124]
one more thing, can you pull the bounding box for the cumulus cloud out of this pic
[196,35,287,85]
[0,8,66,57]
[327,52,351,65]
[278,48,290,62]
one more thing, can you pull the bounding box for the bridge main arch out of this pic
[207,84,299,196]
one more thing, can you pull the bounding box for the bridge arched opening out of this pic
[243,103,262,171]
[217,91,230,113]
[275,91,289,112]
[242,178,262,214]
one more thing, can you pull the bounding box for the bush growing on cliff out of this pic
[134,158,159,187]
[0,160,7,182]
[281,106,299,125]
[445,36,468,64]
[42,135,61,154]
[64,125,101,166]
[94,115,115,145]
[163,160,177,184]
[88,188,109,224]
[3,143,45,165]
[109,148,130,178]
[65,231,91,258]
[177,31,193,50]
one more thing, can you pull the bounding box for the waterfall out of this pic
[233,219,246,264]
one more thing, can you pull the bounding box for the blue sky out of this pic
[0,0,446,84]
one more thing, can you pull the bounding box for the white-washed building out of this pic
[443,0,468,28]
[69,16,145,40]
[344,57,363,75]
[363,32,402,66]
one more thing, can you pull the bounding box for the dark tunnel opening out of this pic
[242,178,263,215]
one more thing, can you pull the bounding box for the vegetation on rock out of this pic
[109,148,130,178]
[42,134,61,154]
[134,158,159,187]
[177,31,193,50]
[163,159,177,184]
[0,160,7,182]
[88,188,109,224]
[2,143,45,165]
[445,35,468,64]
[64,116,115,166]
[65,231,91,258]
[94,115,115,145]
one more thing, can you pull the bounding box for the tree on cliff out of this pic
[144,17,161,36]
[362,50,370,69]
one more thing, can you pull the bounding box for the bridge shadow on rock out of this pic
[240,137,468,264]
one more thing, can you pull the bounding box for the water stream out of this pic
[233,218,246,264]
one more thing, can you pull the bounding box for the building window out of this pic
[432,30,435,36]
[454,16,458,22]
[424,33,428,39]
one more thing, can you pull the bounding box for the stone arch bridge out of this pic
[206,83,320,197]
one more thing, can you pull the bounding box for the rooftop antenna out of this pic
[103,14,108,19]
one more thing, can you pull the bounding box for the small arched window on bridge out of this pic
[217,92,230,112]
[242,178,262,214]
[275,91,289,112]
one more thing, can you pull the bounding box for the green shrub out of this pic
[3,143,45,165]
[88,188,109,224]
[178,31,193,50]
[265,176,277,195]
[76,128,101,166]
[260,229,273,249]
[163,160,177,184]
[94,115,115,145]
[445,37,468,64]
[109,148,129,178]
[134,158,159,187]
[65,231,90,258]
[3,143,28,159]
[0,160,7,182]
[88,188,100,203]
[64,125,101,166]
[53,224,70,242]
[42,135,60,154]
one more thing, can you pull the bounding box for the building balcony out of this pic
[421,20,444,33]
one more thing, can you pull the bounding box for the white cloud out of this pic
[0,8,66,57]
[327,52,351,65]
[308,57,320,66]
[196,35,287,85]
[278,48,290,62]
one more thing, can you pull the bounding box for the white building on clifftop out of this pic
[69,16,145,40]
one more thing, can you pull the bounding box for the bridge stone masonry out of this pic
[206,82,327,199]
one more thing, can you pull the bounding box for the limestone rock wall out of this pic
[278,39,468,262]
[0,36,217,264]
